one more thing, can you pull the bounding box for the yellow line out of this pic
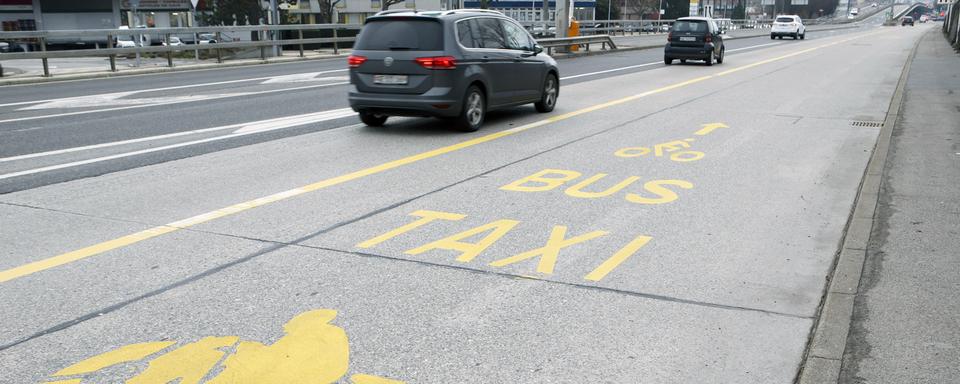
[0,29,878,284]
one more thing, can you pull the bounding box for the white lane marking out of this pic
[0,68,349,108]
[260,73,350,84]
[0,82,349,125]
[559,41,785,81]
[560,62,660,80]
[0,108,355,163]
[0,113,359,180]
[726,42,782,52]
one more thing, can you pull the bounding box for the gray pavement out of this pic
[0,24,936,383]
[840,29,960,384]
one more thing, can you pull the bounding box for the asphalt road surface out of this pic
[0,20,932,383]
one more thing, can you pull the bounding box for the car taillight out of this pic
[705,34,712,43]
[347,55,367,68]
[415,56,457,70]
[667,32,672,41]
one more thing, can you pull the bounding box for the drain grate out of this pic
[851,121,884,128]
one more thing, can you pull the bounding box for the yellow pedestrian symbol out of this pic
[46,309,403,384]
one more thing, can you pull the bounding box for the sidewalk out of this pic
[839,29,960,383]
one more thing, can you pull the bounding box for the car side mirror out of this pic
[534,44,544,55]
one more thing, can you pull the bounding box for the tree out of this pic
[664,0,689,19]
[381,0,405,11]
[732,0,745,19]
[597,0,622,20]
[200,0,264,26]
[626,0,658,19]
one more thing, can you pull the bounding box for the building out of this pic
[461,0,595,22]
[286,0,444,25]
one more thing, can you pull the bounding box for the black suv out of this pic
[664,17,725,66]
[347,9,560,132]
[901,16,914,26]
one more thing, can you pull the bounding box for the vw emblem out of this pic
[384,57,394,67]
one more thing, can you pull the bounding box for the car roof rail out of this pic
[442,9,504,16]
[375,9,422,16]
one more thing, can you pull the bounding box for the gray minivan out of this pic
[347,9,560,132]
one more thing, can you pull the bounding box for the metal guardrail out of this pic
[521,19,782,38]
[0,24,363,77]
[537,35,617,55]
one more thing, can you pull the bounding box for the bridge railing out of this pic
[0,24,363,77]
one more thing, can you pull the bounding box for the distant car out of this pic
[664,17,725,66]
[901,16,914,26]
[771,15,805,39]
[660,24,670,32]
[919,15,928,23]
[0,42,8,53]
[871,2,878,6]
[198,33,218,44]
[641,22,657,33]
[162,36,183,46]
[850,7,859,15]
[348,9,560,132]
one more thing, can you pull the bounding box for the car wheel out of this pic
[680,59,687,64]
[716,47,724,64]
[455,85,485,132]
[800,33,805,40]
[705,50,714,66]
[770,34,776,39]
[535,73,558,113]
[664,57,673,65]
[358,111,387,127]
[778,35,783,39]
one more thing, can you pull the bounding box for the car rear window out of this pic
[673,20,708,33]
[776,17,795,22]
[355,19,443,51]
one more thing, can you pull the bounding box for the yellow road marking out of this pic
[0,29,883,284]
[47,309,405,383]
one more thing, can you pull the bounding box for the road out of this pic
[0,19,932,383]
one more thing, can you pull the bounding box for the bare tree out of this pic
[625,0,658,19]
[382,0,406,10]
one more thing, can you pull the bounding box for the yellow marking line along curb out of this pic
[0,29,885,284]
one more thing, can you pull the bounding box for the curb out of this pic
[794,25,922,384]
[0,52,351,86]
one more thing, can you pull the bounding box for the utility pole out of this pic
[270,0,279,57]
[556,0,570,41]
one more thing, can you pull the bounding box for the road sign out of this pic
[191,0,199,7]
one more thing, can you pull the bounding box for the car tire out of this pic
[705,50,714,66]
[716,47,724,64]
[535,73,558,113]
[680,59,687,64]
[455,85,485,132]
[800,32,805,40]
[778,35,783,39]
[359,111,387,127]
[664,57,673,65]
[770,34,776,39]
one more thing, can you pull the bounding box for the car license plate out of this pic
[679,36,696,41]
[374,75,408,85]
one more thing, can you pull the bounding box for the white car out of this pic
[161,36,183,46]
[770,15,805,40]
